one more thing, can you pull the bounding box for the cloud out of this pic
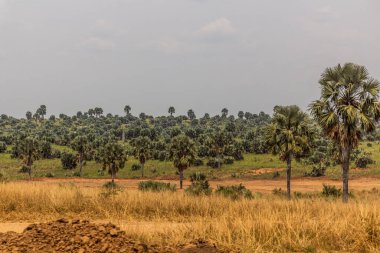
[79,37,116,51]
[195,18,236,38]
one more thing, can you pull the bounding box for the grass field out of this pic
[1,142,380,181]
[0,182,379,252]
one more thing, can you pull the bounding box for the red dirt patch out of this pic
[0,219,234,253]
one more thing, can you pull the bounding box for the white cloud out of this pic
[79,37,116,50]
[195,18,236,38]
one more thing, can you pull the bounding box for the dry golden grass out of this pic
[0,182,380,252]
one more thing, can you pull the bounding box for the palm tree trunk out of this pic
[79,153,83,177]
[341,147,351,203]
[141,163,144,178]
[179,169,184,189]
[27,157,32,181]
[286,156,292,199]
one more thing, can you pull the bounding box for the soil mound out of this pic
[0,219,233,253]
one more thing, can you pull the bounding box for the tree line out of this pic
[0,62,379,202]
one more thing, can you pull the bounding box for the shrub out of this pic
[216,184,253,200]
[18,165,30,174]
[138,181,176,192]
[367,142,373,147]
[304,163,326,177]
[355,152,374,168]
[223,157,234,165]
[157,151,167,161]
[186,172,212,196]
[45,172,54,178]
[40,141,52,159]
[322,184,342,197]
[193,158,204,166]
[61,152,77,170]
[73,172,81,177]
[0,141,6,153]
[272,187,286,196]
[207,158,221,168]
[131,163,141,171]
[103,181,118,189]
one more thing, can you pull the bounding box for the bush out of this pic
[216,184,253,200]
[186,172,212,196]
[193,158,204,166]
[223,157,234,165]
[0,141,7,153]
[45,172,54,178]
[304,163,326,177]
[367,142,373,147]
[18,165,30,174]
[52,150,62,158]
[103,181,118,189]
[207,158,222,168]
[61,152,77,170]
[272,187,286,196]
[157,151,167,161]
[40,141,52,159]
[131,163,141,171]
[322,184,342,197]
[355,152,374,168]
[138,181,176,192]
[73,171,81,177]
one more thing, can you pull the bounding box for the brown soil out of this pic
[0,219,233,253]
[29,176,380,193]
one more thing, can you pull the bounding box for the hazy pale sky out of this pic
[1,0,380,117]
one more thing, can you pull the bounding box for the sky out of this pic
[1,0,380,118]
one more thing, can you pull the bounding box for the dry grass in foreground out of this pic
[0,182,380,252]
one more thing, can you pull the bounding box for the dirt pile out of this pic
[0,219,233,253]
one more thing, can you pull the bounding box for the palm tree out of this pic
[20,137,40,180]
[309,63,380,202]
[71,135,89,176]
[133,136,151,177]
[265,105,313,199]
[168,134,196,189]
[124,105,131,115]
[207,130,232,169]
[25,111,32,120]
[187,109,196,120]
[168,106,175,117]
[98,142,126,183]
[221,108,228,118]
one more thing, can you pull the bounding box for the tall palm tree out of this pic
[124,105,131,115]
[309,63,380,202]
[168,134,196,189]
[133,136,151,177]
[20,137,40,180]
[265,105,313,199]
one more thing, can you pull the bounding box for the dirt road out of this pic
[27,176,380,193]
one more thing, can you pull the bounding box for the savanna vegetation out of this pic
[1,63,380,252]
[1,63,380,203]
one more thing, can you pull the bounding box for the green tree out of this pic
[133,136,151,177]
[309,63,380,202]
[168,134,196,189]
[265,105,313,199]
[36,105,47,120]
[20,137,40,180]
[71,135,89,176]
[98,142,127,183]
[168,106,175,116]
[238,111,244,119]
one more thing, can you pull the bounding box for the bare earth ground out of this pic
[28,175,380,193]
